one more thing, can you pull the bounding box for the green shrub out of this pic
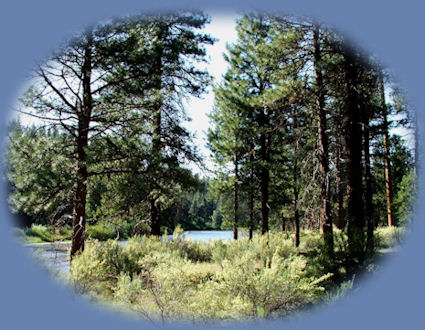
[86,224,117,241]
[375,226,406,249]
[210,233,296,268]
[70,231,334,321]
[322,279,353,304]
[70,239,131,295]
[15,224,72,243]
[215,250,331,318]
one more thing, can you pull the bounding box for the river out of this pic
[25,230,236,275]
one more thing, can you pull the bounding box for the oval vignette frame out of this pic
[0,1,424,330]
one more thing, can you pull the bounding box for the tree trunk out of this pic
[149,32,164,236]
[248,147,255,240]
[150,197,161,236]
[335,134,346,229]
[380,76,394,227]
[343,48,365,266]
[70,29,93,259]
[233,157,239,240]
[173,203,182,229]
[260,165,269,235]
[362,102,374,255]
[71,137,88,259]
[292,114,300,247]
[259,110,270,234]
[293,152,300,248]
[281,218,286,232]
[314,24,334,258]
[149,105,162,236]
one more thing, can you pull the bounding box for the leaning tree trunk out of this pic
[380,76,394,227]
[314,24,334,258]
[70,29,93,259]
[343,48,365,267]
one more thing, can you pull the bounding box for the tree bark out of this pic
[248,154,255,240]
[335,133,346,229]
[149,35,164,236]
[292,109,300,248]
[281,218,286,232]
[314,24,333,258]
[380,76,394,227]
[150,197,161,236]
[362,101,374,254]
[293,146,300,248]
[343,48,365,266]
[233,157,239,240]
[70,29,93,259]
[259,110,270,234]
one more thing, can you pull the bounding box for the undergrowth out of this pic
[70,229,334,322]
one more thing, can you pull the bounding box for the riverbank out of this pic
[14,223,136,244]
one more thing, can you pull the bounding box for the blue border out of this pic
[1,1,423,329]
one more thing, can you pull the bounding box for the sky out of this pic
[181,12,239,176]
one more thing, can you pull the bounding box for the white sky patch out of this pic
[182,12,239,177]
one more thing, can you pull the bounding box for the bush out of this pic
[15,224,72,243]
[70,231,332,321]
[375,226,406,249]
[70,239,133,295]
[86,224,117,241]
[215,250,331,318]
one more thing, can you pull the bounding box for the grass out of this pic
[14,224,72,243]
[374,226,406,249]
[14,222,132,244]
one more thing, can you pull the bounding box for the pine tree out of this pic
[15,11,213,257]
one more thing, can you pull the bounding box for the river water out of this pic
[25,230,236,275]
